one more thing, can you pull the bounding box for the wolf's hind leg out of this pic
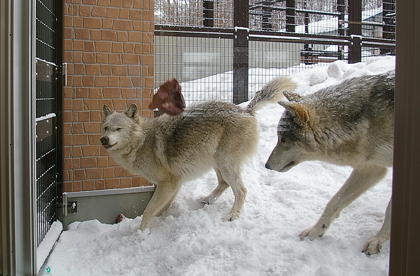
[300,165,387,241]
[139,181,181,230]
[156,187,182,217]
[217,166,247,222]
[199,168,230,205]
[362,197,392,255]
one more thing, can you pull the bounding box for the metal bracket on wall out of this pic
[63,192,67,216]
[62,62,67,86]
[36,58,57,82]
[62,192,77,216]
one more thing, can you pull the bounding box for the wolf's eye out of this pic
[104,126,108,131]
[116,128,122,131]
[281,137,286,143]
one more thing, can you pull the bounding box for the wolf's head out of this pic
[265,91,320,172]
[100,104,141,151]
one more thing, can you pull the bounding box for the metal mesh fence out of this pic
[155,36,233,102]
[249,0,345,34]
[155,0,234,28]
[155,0,395,105]
[249,41,329,92]
[155,35,349,104]
[155,0,392,37]
[36,0,63,247]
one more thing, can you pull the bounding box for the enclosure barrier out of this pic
[155,0,396,105]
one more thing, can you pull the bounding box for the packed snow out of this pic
[43,56,395,276]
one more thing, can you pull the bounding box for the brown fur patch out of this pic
[279,101,319,132]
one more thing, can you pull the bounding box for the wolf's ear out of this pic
[103,105,112,117]
[125,104,138,119]
[283,91,302,102]
[278,101,319,130]
[278,101,310,126]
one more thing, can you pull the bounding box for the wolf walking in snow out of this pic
[101,77,296,230]
[265,72,395,255]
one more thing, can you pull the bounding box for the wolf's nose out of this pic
[100,136,109,145]
[265,163,271,170]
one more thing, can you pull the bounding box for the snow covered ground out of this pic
[43,56,395,276]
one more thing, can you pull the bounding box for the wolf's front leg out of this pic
[139,181,181,231]
[300,165,387,241]
[362,198,392,255]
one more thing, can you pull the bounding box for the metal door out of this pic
[35,0,63,248]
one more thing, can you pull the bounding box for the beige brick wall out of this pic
[63,0,155,192]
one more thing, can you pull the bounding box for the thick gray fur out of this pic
[265,71,395,255]
[101,76,296,230]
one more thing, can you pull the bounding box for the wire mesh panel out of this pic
[155,0,234,28]
[155,0,396,105]
[35,0,63,247]
[249,41,324,92]
[250,0,344,34]
[155,35,233,103]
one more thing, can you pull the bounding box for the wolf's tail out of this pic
[246,76,296,115]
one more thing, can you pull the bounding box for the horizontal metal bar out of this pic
[340,20,385,26]
[65,186,155,198]
[249,30,351,45]
[301,50,343,57]
[155,31,233,39]
[155,25,395,49]
[362,37,396,48]
[249,29,347,40]
[155,25,234,39]
[249,5,341,17]
[296,8,341,16]
[251,37,347,45]
[362,41,396,48]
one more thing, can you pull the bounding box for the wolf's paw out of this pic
[198,195,217,205]
[222,212,240,222]
[299,224,327,240]
[198,196,211,205]
[362,238,382,255]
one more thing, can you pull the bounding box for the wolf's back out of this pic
[246,76,296,115]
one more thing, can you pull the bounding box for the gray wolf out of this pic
[265,72,394,255]
[101,77,296,230]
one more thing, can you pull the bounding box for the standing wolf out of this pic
[101,77,296,230]
[265,71,394,255]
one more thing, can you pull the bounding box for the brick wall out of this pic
[63,0,155,192]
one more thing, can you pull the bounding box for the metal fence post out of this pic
[203,1,214,27]
[337,0,346,60]
[233,0,249,104]
[348,0,362,63]
[337,0,346,36]
[381,0,396,55]
[286,0,296,32]
[262,1,273,31]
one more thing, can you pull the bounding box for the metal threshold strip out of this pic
[64,185,156,199]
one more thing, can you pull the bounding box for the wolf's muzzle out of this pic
[100,136,109,145]
[100,136,113,149]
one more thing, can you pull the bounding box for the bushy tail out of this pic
[246,76,296,115]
